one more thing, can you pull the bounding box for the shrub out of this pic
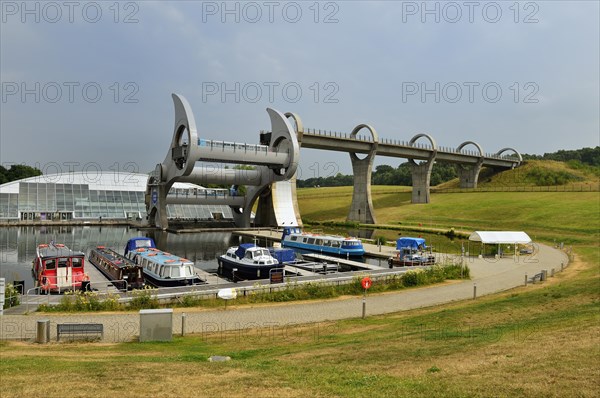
[402,269,424,287]
[3,283,20,309]
[374,236,387,245]
[128,287,159,310]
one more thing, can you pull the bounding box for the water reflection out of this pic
[0,226,237,290]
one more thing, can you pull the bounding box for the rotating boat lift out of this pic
[146,94,301,230]
[146,94,522,230]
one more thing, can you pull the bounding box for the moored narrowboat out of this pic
[125,237,203,287]
[89,246,145,290]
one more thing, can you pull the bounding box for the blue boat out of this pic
[124,237,203,287]
[218,243,281,281]
[281,227,365,257]
[388,237,435,267]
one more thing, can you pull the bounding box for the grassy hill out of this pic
[298,161,599,246]
[436,159,599,190]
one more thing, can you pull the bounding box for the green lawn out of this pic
[299,187,599,245]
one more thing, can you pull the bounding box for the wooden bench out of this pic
[57,323,104,341]
[529,272,544,283]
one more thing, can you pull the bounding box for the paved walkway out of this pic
[0,244,568,343]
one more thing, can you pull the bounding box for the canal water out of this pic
[0,226,237,291]
[0,225,465,291]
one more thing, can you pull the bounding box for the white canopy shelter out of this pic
[468,231,532,244]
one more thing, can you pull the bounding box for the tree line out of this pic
[297,162,457,188]
[0,164,42,185]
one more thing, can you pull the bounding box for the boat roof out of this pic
[126,237,156,248]
[125,237,156,255]
[37,243,84,259]
[396,237,426,249]
[92,247,137,267]
[133,248,193,265]
[290,232,361,242]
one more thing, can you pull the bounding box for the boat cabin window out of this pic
[159,265,167,278]
[58,258,69,268]
[134,239,153,248]
[72,257,83,268]
[307,238,315,245]
[323,240,331,247]
[331,241,340,248]
[316,239,323,246]
[290,236,298,241]
[245,251,253,260]
[258,249,269,257]
[170,267,182,278]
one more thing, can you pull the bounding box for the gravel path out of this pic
[0,243,568,342]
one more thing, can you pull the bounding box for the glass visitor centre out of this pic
[0,172,234,222]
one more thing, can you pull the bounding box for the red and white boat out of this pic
[32,242,87,294]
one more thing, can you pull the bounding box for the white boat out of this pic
[218,243,281,281]
[281,227,365,257]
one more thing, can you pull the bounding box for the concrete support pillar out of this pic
[408,133,437,204]
[456,141,484,189]
[347,124,378,224]
[146,165,170,230]
[410,159,435,204]
[154,185,169,229]
[456,159,483,189]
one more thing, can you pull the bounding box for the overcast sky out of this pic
[1,1,598,179]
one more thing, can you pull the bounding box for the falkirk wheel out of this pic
[146,94,301,230]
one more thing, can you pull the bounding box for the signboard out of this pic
[0,278,5,315]
[217,288,237,300]
[269,268,284,284]
[361,276,372,290]
[151,190,158,205]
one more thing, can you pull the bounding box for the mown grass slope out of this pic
[1,252,598,397]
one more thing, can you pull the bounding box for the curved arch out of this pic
[409,133,437,150]
[350,123,379,142]
[284,112,304,143]
[349,124,378,162]
[284,112,304,133]
[496,147,523,164]
[457,140,484,157]
[408,133,437,166]
[267,108,300,179]
[163,93,200,179]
